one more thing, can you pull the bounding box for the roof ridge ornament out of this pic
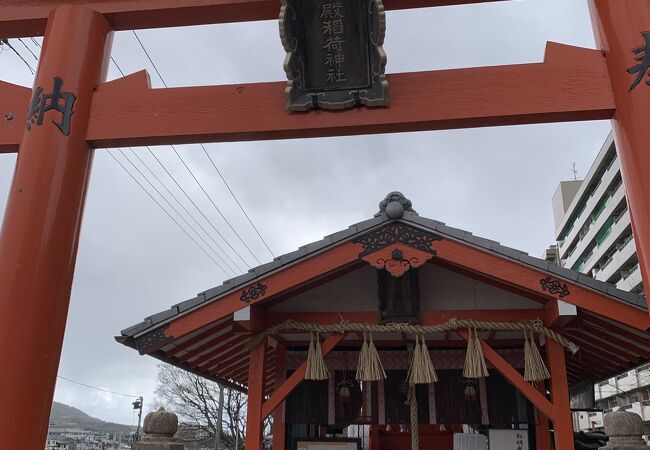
[377,191,417,219]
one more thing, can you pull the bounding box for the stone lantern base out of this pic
[600,411,647,450]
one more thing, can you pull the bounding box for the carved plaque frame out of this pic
[279,0,389,111]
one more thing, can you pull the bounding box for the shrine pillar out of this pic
[535,386,553,450]
[272,342,287,450]
[590,0,650,316]
[246,338,268,450]
[0,5,112,450]
[546,339,575,450]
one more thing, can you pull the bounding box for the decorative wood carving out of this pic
[362,243,435,278]
[135,325,174,355]
[241,282,268,303]
[353,223,441,257]
[540,277,570,298]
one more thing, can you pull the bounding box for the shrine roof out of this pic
[119,192,647,339]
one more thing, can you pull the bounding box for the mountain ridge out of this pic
[50,401,135,434]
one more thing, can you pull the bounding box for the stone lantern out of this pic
[134,408,184,450]
[600,410,647,450]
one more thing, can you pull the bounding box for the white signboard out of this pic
[296,441,358,450]
[488,429,529,450]
[454,433,488,450]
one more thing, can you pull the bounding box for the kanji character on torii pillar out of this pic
[0,0,649,448]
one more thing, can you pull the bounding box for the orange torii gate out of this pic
[0,0,649,448]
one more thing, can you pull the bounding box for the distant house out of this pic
[45,437,77,450]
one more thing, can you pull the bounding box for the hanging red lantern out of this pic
[338,384,351,404]
[464,385,477,402]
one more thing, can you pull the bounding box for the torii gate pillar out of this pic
[0,5,112,450]
[591,0,650,304]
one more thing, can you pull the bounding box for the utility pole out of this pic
[133,396,144,443]
[215,384,224,450]
[234,414,240,450]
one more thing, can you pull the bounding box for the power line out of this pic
[170,145,257,267]
[57,375,140,399]
[143,147,247,273]
[107,58,246,274]
[131,30,273,263]
[24,33,267,270]
[201,148,276,258]
[18,38,39,61]
[1,39,35,74]
[16,35,237,272]
[108,52,254,271]
[128,147,242,275]
[115,147,233,275]
[107,149,228,271]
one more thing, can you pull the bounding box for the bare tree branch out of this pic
[154,364,250,450]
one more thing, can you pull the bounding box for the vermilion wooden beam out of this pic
[568,331,640,362]
[165,320,233,357]
[0,0,511,38]
[0,43,614,153]
[546,339,575,450]
[264,309,547,328]
[86,43,615,149]
[245,338,267,450]
[430,240,650,332]
[261,333,344,419]
[165,241,362,340]
[271,342,286,450]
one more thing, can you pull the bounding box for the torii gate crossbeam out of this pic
[0,0,509,37]
[0,1,648,450]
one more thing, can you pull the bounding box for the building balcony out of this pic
[616,262,642,292]
[558,157,620,257]
[564,186,626,271]
[586,211,632,277]
[594,224,635,283]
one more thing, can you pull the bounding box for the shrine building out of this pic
[117,192,650,450]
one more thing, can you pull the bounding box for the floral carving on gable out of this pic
[352,224,440,277]
[352,223,441,256]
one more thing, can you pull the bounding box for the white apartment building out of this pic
[553,133,643,295]
[553,132,648,439]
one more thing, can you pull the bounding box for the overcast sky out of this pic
[0,0,611,425]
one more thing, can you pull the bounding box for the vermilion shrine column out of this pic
[0,5,112,449]
[246,339,268,450]
[547,339,574,450]
[590,0,650,316]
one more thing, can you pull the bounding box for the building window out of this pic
[615,373,628,381]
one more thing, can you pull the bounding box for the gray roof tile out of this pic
[120,193,648,338]
[434,224,469,240]
[198,284,230,300]
[491,245,526,260]
[279,247,308,265]
[174,296,206,313]
[251,259,283,275]
[121,319,152,336]
[354,216,384,232]
[518,255,551,272]
[146,307,179,325]
[302,236,333,254]
[576,274,604,291]
[326,227,359,242]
